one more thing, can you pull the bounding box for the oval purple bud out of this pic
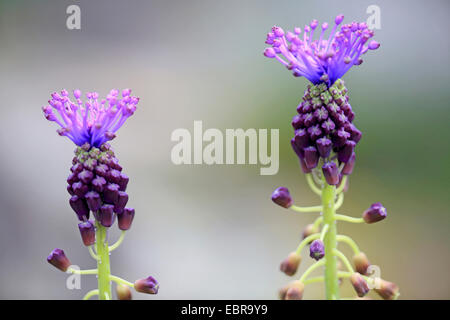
[316,137,332,158]
[78,220,95,246]
[363,202,387,223]
[114,191,129,214]
[118,207,135,231]
[85,191,102,212]
[69,195,89,220]
[271,187,293,208]
[303,146,319,169]
[310,240,325,261]
[47,248,71,272]
[99,204,115,227]
[134,276,159,294]
[322,162,339,185]
[342,152,356,175]
[103,183,120,204]
[338,140,356,163]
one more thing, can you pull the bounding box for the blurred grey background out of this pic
[0,0,449,299]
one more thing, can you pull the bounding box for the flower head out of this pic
[43,89,139,148]
[264,15,380,86]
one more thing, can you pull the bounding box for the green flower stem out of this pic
[109,231,126,252]
[96,221,112,300]
[333,249,353,273]
[303,271,354,286]
[83,289,99,300]
[336,235,360,254]
[335,214,364,224]
[312,216,323,229]
[299,259,326,283]
[295,233,320,255]
[334,193,344,210]
[110,274,135,288]
[336,176,348,194]
[322,182,340,300]
[88,246,99,260]
[319,224,329,241]
[306,174,322,196]
[290,204,323,213]
[67,267,98,275]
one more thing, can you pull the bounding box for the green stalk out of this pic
[95,221,112,300]
[322,182,339,300]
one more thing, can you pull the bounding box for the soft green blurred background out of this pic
[0,0,449,299]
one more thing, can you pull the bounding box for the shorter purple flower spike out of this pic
[47,248,71,272]
[42,89,139,148]
[118,207,135,230]
[310,240,325,261]
[69,195,89,221]
[134,276,159,294]
[316,137,332,158]
[271,187,293,209]
[322,162,339,185]
[303,146,319,169]
[342,152,356,175]
[363,202,387,223]
[78,220,96,246]
[99,204,115,227]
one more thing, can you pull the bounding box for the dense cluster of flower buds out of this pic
[291,79,360,184]
[67,142,135,244]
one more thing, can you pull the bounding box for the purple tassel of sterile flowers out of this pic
[264,15,380,86]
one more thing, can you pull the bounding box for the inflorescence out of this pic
[44,89,158,300]
[265,15,398,300]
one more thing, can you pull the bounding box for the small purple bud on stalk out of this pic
[116,284,132,300]
[299,157,311,174]
[309,240,325,260]
[69,195,89,220]
[302,224,319,241]
[118,173,129,191]
[47,248,71,272]
[118,208,135,230]
[280,281,304,300]
[99,204,116,227]
[134,276,159,294]
[78,220,96,246]
[363,202,387,223]
[293,129,310,150]
[342,152,356,175]
[271,187,293,208]
[280,252,302,276]
[351,273,370,297]
[303,146,319,169]
[375,279,399,300]
[85,191,102,212]
[338,140,356,163]
[322,162,339,185]
[353,252,370,275]
[72,181,88,198]
[316,137,332,158]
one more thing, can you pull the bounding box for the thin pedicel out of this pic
[44,89,159,300]
[264,15,399,300]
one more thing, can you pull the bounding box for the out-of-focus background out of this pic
[0,0,449,299]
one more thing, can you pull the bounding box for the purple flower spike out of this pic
[99,204,115,227]
[78,220,96,246]
[310,240,325,261]
[338,140,356,163]
[134,276,159,294]
[322,162,339,185]
[42,89,139,147]
[264,15,379,86]
[303,146,319,169]
[316,137,332,158]
[47,248,71,272]
[85,191,102,212]
[271,187,293,209]
[342,152,356,175]
[69,195,89,221]
[118,207,135,230]
[363,202,387,224]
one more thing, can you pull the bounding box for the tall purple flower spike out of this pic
[264,15,380,86]
[42,89,139,147]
